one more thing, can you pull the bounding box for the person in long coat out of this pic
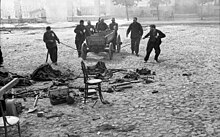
[74,20,86,57]
[126,17,143,56]
[109,18,118,51]
[43,26,60,65]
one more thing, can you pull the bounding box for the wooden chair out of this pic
[0,78,21,137]
[81,61,104,104]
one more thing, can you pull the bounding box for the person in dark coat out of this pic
[74,20,86,57]
[126,17,143,56]
[109,17,118,51]
[95,17,101,32]
[85,20,95,37]
[143,24,166,62]
[97,18,108,32]
[43,26,60,65]
[0,47,3,66]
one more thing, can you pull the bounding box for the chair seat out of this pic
[0,116,19,127]
[88,89,97,94]
[87,79,102,84]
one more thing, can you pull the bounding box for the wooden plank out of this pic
[0,78,19,100]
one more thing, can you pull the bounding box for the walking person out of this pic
[126,17,143,56]
[143,24,166,63]
[43,26,60,65]
[109,17,118,51]
[74,20,86,57]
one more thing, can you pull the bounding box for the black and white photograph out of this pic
[0,0,220,136]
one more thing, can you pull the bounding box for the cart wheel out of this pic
[109,43,113,60]
[116,35,122,53]
[81,43,87,60]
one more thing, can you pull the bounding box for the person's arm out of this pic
[43,33,47,43]
[143,32,150,39]
[74,26,81,34]
[126,24,131,37]
[115,23,118,31]
[139,24,143,37]
[52,31,60,44]
[157,29,166,39]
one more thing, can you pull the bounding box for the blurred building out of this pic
[1,0,219,23]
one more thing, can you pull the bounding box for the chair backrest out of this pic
[0,78,19,119]
[81,61,88,83]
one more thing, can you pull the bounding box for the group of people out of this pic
[74,18,118,57]
[43,17,166,65]
[126,17,166,62]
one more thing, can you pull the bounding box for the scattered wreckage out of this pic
[0,62,156,117]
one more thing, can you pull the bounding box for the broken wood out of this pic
[110,80,142,87]
[0,78,19,100]
[46,113,64,119]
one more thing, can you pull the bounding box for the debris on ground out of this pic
[95,123,136,132]
[0,67,32,86]
[87,61,113,80]
[123,71,140,80]
[182,73,192,76]
[96,124,117,131]
[45,112,64,119]
[31,63,62,81]
[49,86,70,105]
[87,61,107,75]
[152,90,159,94]
[136,68,151,75]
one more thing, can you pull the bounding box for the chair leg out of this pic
[84,84,88,104]
[4,126,7,137]
[18,122,21,137]
[98,84,104,102]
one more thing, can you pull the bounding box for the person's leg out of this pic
[112,34,117,51]
[154,43,161,62]
[144,43,154,62]
[50,47,57,64]
[53,46,58,63]
[47,48,53,63]
[135,37,141,56]
[75,40,81,57]
[131,39,135,54]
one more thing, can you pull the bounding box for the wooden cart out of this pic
[81,30,121,60]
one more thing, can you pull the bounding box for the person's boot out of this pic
[154,57,159,63]
[78,51,81,57]
[144,57,148,63]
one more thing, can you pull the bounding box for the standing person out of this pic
[97,18,108,32]
[95,17,101,32]
[74,20,86,57]
[126,17,143,56]
[43,26,60,65]
[0,47,3,66]
[109,17,118,51]
[143,24,166,63]
[85,20,95,37]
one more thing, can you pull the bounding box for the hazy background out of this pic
[0,0,219,22]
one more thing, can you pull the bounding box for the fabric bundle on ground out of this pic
[31,63,61,81]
